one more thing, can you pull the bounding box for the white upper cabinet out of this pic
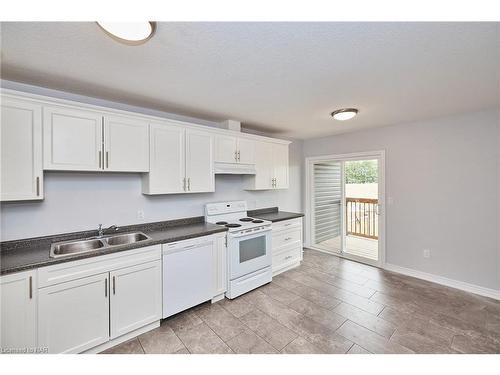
[250,141,274,190]
[185,129,215,193]
[104,115,149,172]
[215,135,238,163]
[1,98,43,201]
[44,106,149,172]
[43,106,103,171]
[245,141,290,190]
[272,143,289,189]
[143,122,186,194]
[0,270,37,351]
[215,134,255,165]
[143,122,214,194]
[237,138,255,164]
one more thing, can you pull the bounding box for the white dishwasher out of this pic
[162,236,214,318]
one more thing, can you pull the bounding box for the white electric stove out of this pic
[205,201,272,298]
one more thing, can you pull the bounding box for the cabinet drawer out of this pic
[272,227,302,250]
[272,218,302,233]
[272,246,302,272]
[38,245,161,288]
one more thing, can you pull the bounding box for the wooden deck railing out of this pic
[346,198,378,239]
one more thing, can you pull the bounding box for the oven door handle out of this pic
[228,227,272,239]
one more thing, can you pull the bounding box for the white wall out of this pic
[304,109,500,291]
[0,82,303,240]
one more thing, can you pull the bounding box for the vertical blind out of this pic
[313,161,342,244]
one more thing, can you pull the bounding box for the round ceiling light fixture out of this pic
[97,22,156,45]
[331,108,359,121]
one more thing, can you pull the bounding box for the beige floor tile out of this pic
[292,315,353,353]
[163,309,203,334]
[218,297,254,318]
[226,329,277,354]
[138,325,185,354]
[196,303,246,341]
[390,330,456,354]
[333,302,395,338]
[347,344,371,354]
[451,334,500,354]
[281,337,325,354]
[239,309,298,350]
[101,338,144,354]
[259,282,301,305]
[175,322,233,354]
[336,320,413,354]
[288,297,346,331]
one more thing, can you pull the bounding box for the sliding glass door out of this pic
[311,161,343,254]
[308,152,384,266]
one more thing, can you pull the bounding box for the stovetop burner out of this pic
[239,217,253,222]
[225,223,242,228]
[216,221,228,225]
[252,219,264,223]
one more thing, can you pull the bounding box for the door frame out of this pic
[304,150,386,267]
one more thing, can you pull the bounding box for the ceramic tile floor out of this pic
[102,249,500,354]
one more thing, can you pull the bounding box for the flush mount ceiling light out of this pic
[331,108,359,121]
[97,22,156,45]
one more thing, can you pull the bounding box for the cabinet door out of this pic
[0,270,37,351]
[142,122,185,194]
[185,129,215,193]
[252,141,274,190]
[38,273,109,354]
[1,98,43,201]
[215,134,237,163]
[109,261,161,339]
[273,143,289,189]
[237,138,255,164]
[43,106,103,171]
[104,115,149,172]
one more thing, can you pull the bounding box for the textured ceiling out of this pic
[1,22,499,139]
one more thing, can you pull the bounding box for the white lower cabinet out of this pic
[271,217,303,275]
[38,273,110,354]
[109,261,161,339]
[36,245,162,353]
[0,270,37,352]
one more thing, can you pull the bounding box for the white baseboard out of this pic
[384,263,500,301]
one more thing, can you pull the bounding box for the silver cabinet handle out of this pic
[285,237,292,241]
[29,276,33,299]
[36,177,40,196]
[188,178,191,191]
[112,276,116,295]
[237,150,240,161]
[99,151,102,168]
[183,177,186,191]
[105,278,108,297]
[234,150,238,162]
[285,255,293,260]
[106,151,109,168]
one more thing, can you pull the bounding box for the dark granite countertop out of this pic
[0,217,227,276]
[248,207,304,223]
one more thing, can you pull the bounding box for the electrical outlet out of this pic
[423,249,431,258]
[137,209,145,220]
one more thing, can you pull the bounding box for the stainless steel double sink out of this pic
[49,232,152,258]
